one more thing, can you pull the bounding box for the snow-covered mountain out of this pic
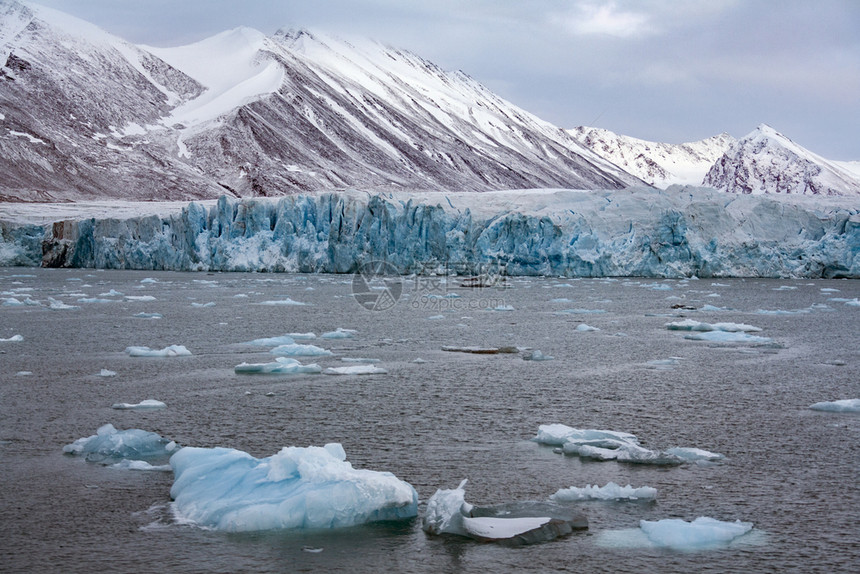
[0,1,641,201]
[704,124,860,196]
[568,126,734,188]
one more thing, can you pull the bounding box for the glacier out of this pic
[169,443,418,532]
[1,186,859,278]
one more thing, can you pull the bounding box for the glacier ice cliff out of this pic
[1,187,858,278]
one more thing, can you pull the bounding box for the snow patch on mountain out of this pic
[704,125,860,196]
[568,126,734,188]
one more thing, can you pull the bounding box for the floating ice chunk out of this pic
[126,295,157,302]
[575,324,599,332]
[258,298,307,306]
[47,297,78,310]
[646,357,682,370]
[125,345,192,357]
[99,369,117,377]
[244,335,296,346]
[700,304,728,311]
[288,332,317,340]
[845,299,860,307]
[111,399,167,410]
[665,447,725,463]
[140,278,159,283]
[550,482,657,502]
[110,460,172,471]
[639,517,754,550]
[523,350,554,361]
[63,423,179,464]
[533,424,638,448]
[78,297,115,303]
[340,357,381,363]
[809,399,860,413]
[323,365,388,375]
[16,371,32,376]
[666,319,761,332]
[234,357,322,375]
[133,312,163,319]
[99,289,124,297]
[191,302,215,308]
[1,334,23,342]
[270,343,332,357]
[169,443,418,531]
[683,332,772,343]
[321,328,357,339]
[427,315,445,320]
[755,308,810,315]
[423,479,586,546]
[820,288,840,293]
[556,308,606,315]
[773,285,797,291]
[492,305,515,311]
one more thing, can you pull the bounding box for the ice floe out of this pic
[63,424,179,464]
[125,345,192,357]
[550,482,657,502]
[134,312,163,319]
[683,331,772,344]
[639,517,754,550]
[575,324,600,332]
[323,365,388,375]
[1,334,23,342]
[523,350,553,361]
[808,399,860,413]
[257,298,306,306]
[665,319,762,332]
[111,399,167,410]
[423,480,587,546]
[244,334,296,346]
[533,424,723,466]
[169,443,417,531]
[321,328,357,339]
[234,357,322,375]
[99,369,117,377]
[270,343,332,357]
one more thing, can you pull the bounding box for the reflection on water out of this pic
[1,269,858,573]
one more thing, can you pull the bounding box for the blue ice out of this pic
[63,423,179,464]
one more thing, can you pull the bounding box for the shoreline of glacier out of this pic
[1,187,858,278]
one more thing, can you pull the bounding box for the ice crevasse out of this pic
[1,187,856,278]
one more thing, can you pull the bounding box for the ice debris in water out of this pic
[683,331,772,344]
[111,399,167,410]
[1,334,23,342]
[523,350,554,361]
[533,424,723,466]
[169,443,418,532]
[48,297,78,310]
[551,482,657,502]
[63,424,179,464]
[321,328,357,339]
[191,302,215,308]
[323,365,388,375]
[244,334,296,346]
[234,357,322,375]
[575,324,600,332]
[270,343,332,357]
[125,345,192,357]
[99,369,117,377]
[666,319,762,332]
[809,399,860,413]
[258,298,307,306]
[639,517,754,550]
[134,312,162,319]
[423,479,587,546]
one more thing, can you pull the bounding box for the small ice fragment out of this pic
[140,278,158,283]
[258,298,306,306]
[492,305,515,311]
[270,343,332,357]
[809,399,860,413]
[134,312,163,319]
[638,517,753,550]
[427,315,445,320]
[324,365,388,375]
[1,334,23,342]
[125,345,192,357]
[244,335,295,346]
[16,371,32,376]
[191,302,215,308]
[234,357,322,375]
[683,332,771,343]
[321,328,357,339]
[47,298,78,310]
[550,482,657,502]
[112,399,167,410]
[664,447,725,463]
[99,369,117,377]
[523,350,554,361]
[575,324,599,332]
[126,295,157,302]
[340,357,380,363]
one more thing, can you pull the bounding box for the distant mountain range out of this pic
[1,0,858,201]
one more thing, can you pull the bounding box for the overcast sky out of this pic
[32,0,860,160]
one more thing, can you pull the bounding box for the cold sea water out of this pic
[0,268,858,573]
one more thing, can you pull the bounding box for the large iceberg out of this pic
[169,443,418,532]
[4,187,858,278]
[63,423,179,464]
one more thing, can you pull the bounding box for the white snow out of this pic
[169,443,418,531]
[808,399,860,413]
[125,345,191,357]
